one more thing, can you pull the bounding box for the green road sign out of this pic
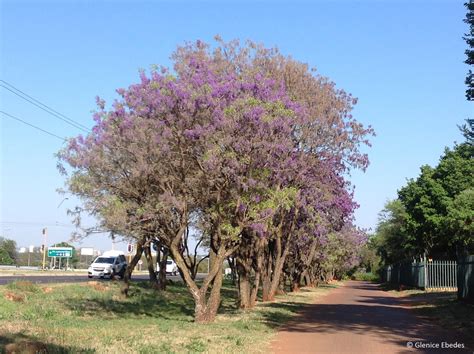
[48,247,73,258]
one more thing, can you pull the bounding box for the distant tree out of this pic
[373,200,412,264]
[358,235,381,273]
[465,1,474,100]
[0,237,17,264]
[0,248,14,265]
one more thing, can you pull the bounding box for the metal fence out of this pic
[382,260,425,288]
[426,260,457,291]
[382,258,457,291]
[458,255,474,302]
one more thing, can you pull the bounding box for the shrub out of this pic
[351,272,380,282]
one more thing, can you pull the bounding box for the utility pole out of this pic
[42,228,47,270]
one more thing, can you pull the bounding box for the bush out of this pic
[351,272,380,282]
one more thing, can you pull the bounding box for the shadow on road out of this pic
[270,282,472,353]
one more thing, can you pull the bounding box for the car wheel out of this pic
[88,275,92,279]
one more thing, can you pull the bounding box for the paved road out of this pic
[0,274,182,285]
[271,281,471,354]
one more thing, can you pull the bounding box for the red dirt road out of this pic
[271,281,471,354]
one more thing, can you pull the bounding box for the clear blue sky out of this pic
[1,0,472,252]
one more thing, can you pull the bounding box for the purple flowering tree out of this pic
[59,40,305,322]
[58,38,373,321]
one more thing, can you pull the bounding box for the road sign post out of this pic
[42,228,47,270]
[47,247,73,258]
[47,247,73,270]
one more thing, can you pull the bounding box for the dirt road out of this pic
[271,281,470,354]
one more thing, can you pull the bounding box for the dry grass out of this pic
[42,287,54,294]
[4,291,25,302]
[85,281,109,292]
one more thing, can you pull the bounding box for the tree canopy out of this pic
[373,135,474,264]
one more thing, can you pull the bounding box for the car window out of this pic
[95,257,115,264]
[166,260,173,265]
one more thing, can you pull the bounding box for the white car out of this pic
[157,259,178,276]
[88,251,127,279]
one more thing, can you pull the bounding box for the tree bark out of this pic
[121,237,145,296]
[157,246,168,290]
[144,243,159,288]
[195,261,224,323]
[238,271,251,309]
[262,265,272,301]
[170,232,231,323]
[262,226,294,301]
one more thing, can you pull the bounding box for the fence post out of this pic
[423,253,428,290]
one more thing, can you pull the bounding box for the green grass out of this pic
[0,280,339,353]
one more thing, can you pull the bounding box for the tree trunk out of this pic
[262,236,291,301]
[121,238,145,296]
[157,247,168,290]
[144,244,159,288]
[292,278,300,292]
[170,236,230,323]
[261,266,272,301]
[249,270,260,306]
[276,273,287,295]
[235,234,263,308]
[261,212,296,302]
[195,261,224,323]
[267,256,286,300]
[238,272,251,309]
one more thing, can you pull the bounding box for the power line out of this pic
[0,80,90,133]
[0,110,67,142]
[1,221,76,228]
